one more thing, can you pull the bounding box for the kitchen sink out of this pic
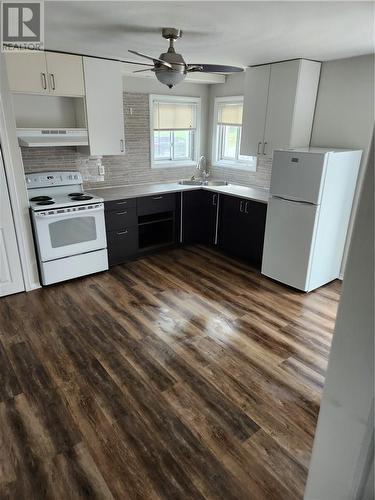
[178,180,203,185]
[178,179,229,186]
[203,180,229,186]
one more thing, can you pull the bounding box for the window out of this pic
[212,96,256,171]
[150,95,200,168]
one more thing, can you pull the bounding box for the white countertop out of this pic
[90,182,269,204]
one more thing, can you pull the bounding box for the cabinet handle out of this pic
[262,141,267,155]
[116,211,128,215]
[212,194,217,206]
[257,141,262,155]
[152,196,163,200]
[116,201,128,205]
[120,139,124,152]
[41,72,47,90]
[245,201,249,214]
[240,200,244,213]
[116,229,128,235]
[49,73,56,90]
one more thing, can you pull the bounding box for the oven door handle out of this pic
[33,206,104,218]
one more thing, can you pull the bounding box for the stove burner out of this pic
[30,196,53,202]
[37,200,55,206]
[70,195,93,201]
[68,192,83,197]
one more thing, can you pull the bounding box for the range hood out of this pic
[17,128,88,147]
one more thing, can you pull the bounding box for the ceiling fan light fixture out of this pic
[126,27,244,88]
[155,69,186,88]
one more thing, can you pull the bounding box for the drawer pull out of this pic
[116,211,128,215]
[116,201,128,205]
[49,73,56,90]
[41,72,47,90]
[116,230,128,235]
[152,196,163,200]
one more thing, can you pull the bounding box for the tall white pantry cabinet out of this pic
[240,59,321,157]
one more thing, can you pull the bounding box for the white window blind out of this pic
[217,103,243,126]
[153,102,196,130]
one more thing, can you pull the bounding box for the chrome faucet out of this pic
[196,155,209,180]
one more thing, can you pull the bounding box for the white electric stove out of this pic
[26,171,108,285]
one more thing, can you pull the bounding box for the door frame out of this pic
[0,53,40,291]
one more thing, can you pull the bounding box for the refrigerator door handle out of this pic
[272,196,317,206]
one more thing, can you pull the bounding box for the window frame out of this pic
[212,95,256,171]
[149,94,201,169]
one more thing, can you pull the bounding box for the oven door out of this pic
[32,204,107,262]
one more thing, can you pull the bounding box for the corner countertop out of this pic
[90,182,269,205]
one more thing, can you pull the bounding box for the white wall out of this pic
[310,54,374,274]
[304,131,374,500]
[311,54,374,153]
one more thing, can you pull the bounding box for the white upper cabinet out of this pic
[241,64,270,156]
[240,59,321,157]
[83,58,125,156]
[45,53,85,96]
[5,51,85,96]
[5,52,48,94]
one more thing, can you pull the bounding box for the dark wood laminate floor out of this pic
[0,245,341,500]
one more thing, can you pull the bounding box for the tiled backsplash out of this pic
[21,92,272,190]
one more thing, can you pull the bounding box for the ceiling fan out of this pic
[124,27,244,88]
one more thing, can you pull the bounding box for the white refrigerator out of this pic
[261,148,362,291]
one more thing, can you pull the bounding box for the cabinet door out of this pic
[182,190,218,245]
[5,52,48,94]
[263,60,300,155]
[219,195,245,256]
[107,226,138,267]
[45,53,85,96]
[202,191,220,245]
[84,58,125,156]
[182,190,203,244]
[219,195,267,269]
[240,65,270,156]
[242,200,267,269]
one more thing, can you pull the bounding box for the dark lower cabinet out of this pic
[104,190,266,270]
[105,198,138,266]
[182,190,219,245]
[107,226,138,266]
[219,195,267,269]
[105,194,179,266]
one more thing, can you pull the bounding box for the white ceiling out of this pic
[45,1,374,67]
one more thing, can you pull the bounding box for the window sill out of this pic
[151,161,197,169]
[212,161,257,172]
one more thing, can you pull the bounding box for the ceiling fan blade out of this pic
[133,68,154,73]
[187,64,244,73]
[121,59,154,67]
[128,49,172,69]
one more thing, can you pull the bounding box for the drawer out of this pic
[137,193,175,216]
[105,197,136,212]
[107,226,138,266]
[105,206,137,231]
